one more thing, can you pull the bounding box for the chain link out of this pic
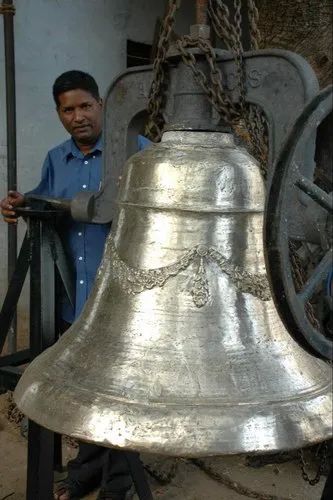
[234,0,247,114]
[211,0,268,176]
[207,0,246,113]
[146,0,268,177]
[298,443,329,486]
[192,458,291,500]
[176,36,238,124]
[246,104,269,177]
[247,0,261,50]
[208,0,236,50]
[145,0,180,142]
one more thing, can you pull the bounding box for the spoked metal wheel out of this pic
[265,85,333,360]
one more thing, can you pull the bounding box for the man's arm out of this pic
[1,153,52,224]
[0,191,25,223]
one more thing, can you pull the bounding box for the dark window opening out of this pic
[127,40,152,68]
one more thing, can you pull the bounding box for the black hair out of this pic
[52,70,100,107]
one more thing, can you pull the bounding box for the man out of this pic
[1,70,148,500]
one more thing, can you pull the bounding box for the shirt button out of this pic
[79,280,84,284]
[82,184,87,189]
[92,155,96,159]
[78,232,82,236]
[79,256,83,261]
[84,160,89,165]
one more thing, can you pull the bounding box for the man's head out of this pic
[53,70,102,146]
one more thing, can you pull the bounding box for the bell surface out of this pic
[14,131,332,457]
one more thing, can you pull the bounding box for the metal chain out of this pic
[246,104,269,177]
[145,0,180,142]
[176,36,239,124]
[298,443,329,486]
[208,0,236,51]
[247,0,261,50]
[208,0,268,176]
[175,34,268,177]
[233,0,246,111]
[146,0,268,177]
[144,458,179,484]
[209,0,268,176]
[208,0,243,102]
[244,0,268,174]
[192,458,291,500]
[209,0,268,177]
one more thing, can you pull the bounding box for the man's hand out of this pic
[0,190,25,223]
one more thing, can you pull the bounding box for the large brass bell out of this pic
[14,19,333,456]
[15,125,332,455]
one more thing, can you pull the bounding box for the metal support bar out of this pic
[40,225,56,348]
[26,216,58,500]
[0,222,74,391]
[125,452,154,500]
[0,365,22,391]
[2,0,18,353]
[51,228,75,308]
[0,234,30,353]
[26,422,55,500]
[53,433,63,473]
[321,464,333,500]
[239,0,252,50]
[0,348,30,367]
[295,176,333,213]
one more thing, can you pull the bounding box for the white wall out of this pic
[0,0,194,316]
[127,0,195,43]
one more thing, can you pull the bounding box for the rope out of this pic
[0,3,15,15]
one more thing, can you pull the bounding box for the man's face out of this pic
[57,89,102,145]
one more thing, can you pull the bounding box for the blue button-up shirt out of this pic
[28,136,109,322]
[27,134,151,323]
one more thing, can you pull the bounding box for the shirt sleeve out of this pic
[137,134,152,151]
[25,153,53,197]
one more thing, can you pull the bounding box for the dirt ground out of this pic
[0,392,328,500]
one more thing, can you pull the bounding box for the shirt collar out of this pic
[63,135,103,162]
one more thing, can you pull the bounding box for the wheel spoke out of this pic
[297,248,333,304]
[295,176,333,213]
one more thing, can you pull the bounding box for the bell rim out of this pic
[14,375,332,457]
